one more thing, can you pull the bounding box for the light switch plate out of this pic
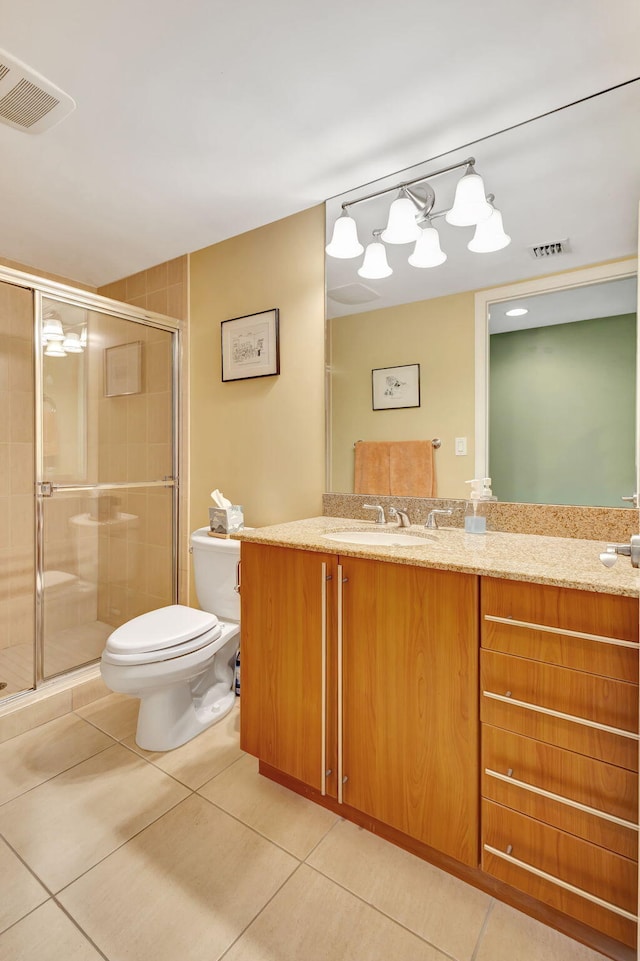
[455,437,467,456]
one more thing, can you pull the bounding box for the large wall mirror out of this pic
[325,80,640,507]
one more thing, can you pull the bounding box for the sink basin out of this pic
[321,530,436,546]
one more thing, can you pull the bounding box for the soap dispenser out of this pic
[464,477,496,534]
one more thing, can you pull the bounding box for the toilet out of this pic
[100,528,241,751]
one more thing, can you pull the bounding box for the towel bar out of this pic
[354,438,441,449]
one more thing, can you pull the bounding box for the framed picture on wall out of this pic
[372,364,420,410]
[104,341,142,397]
[221,308,280,382]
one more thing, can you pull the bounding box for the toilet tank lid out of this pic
[106,605,219,655]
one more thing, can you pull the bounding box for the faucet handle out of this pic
[363,503,386,525]
[599,535,640,568]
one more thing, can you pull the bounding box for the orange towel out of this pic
[354,440,436,497]
[354,441,391,495]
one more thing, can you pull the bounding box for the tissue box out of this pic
[209,505,244,534]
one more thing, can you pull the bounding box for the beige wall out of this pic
[330,292,476,499]
[189,206,326,538]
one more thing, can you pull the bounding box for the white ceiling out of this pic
[1,1,640,288]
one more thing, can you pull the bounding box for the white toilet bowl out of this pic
[101,604,239,751]
[100,529,244,751]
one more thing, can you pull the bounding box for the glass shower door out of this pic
[38,295,178,680]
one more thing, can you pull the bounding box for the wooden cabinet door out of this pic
[340,556,479,865]
[240,543,336,792]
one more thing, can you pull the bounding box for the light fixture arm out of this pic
[341,156,475,213]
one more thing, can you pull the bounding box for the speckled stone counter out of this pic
[234,516,640,597]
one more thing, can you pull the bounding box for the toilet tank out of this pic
[190,527,240,621]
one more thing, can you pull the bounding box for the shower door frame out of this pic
[0,264,182,697]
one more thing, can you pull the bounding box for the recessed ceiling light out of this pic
[505,307,529,317]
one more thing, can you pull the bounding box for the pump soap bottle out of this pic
[464,478,496,534]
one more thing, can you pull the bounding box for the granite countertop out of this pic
[233,516,640,597]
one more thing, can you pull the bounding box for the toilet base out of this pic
[132,624,240,752]
[135,681,236,752]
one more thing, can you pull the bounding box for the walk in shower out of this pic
[0,268,180,703]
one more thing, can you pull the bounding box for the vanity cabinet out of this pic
[479,576,639,949]
[240,542,479,866]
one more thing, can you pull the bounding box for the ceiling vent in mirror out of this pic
[0,49,76,133]
[528,239,571,259]
[327,283,381,306]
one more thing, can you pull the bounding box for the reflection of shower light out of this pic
[44,343,66,357]
[63,331,83,353]
[80,326,87,347]
[42,317,64,342]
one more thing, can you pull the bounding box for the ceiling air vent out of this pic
[528,239,571,259]
[327,283,381,306]
[0,49,76,133]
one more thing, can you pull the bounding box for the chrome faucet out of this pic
[388,507,411,528]
[425,508,453,530]
[363,503,386,525]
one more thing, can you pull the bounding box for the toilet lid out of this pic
[106,605,219,655]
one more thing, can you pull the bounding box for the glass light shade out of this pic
[63,331,83,353]
[381,191,420,244]
[408,222,447,268]
[325,211,364,258]
[42,317,64,342]
[445,167,493,226]
[357,242,392,279]
[467,206,511,252]
[44,342,66,357]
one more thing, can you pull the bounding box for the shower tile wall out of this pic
[0,282,35,694]
[98,255,190,606]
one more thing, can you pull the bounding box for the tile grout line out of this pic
[469,898,495,961]
[48,895,112,961]
[53,790,196,898]
[0,737,118,811]
[300,861,472,961]
[216,861,307,961]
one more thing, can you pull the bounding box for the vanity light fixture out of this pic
[381,187,421,244]
[358,238,393,279]
[325,210,364,258]
[326,156,509,278]
[42,315,65,342]
[467,195,511,253]
[408,217,447,268]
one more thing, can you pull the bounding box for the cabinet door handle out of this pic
[483,844,638,922]
[321,562,328,797]
[483,690,639,741]
[337,563,344,804]
[485,767,639,830]
[234,560,241,593]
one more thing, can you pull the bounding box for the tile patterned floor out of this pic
[0,694,611,961]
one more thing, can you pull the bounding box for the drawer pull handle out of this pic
[483,690,639,741]
[506,843,513,855]
[484,615,640,651]
[483,844,638,922]
[485,768,639,831]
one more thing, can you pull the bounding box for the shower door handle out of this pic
[39,482,53,497]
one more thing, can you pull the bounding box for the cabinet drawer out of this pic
[481,650,639,770]
[482,799,638,948]
[482,725,638,860]
[481,578,639,683]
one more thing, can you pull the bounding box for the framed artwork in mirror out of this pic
[372,363,420,410]
[221,308,280,382]
[104,341,142,397]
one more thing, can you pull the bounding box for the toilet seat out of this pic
[102,604,223,666]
